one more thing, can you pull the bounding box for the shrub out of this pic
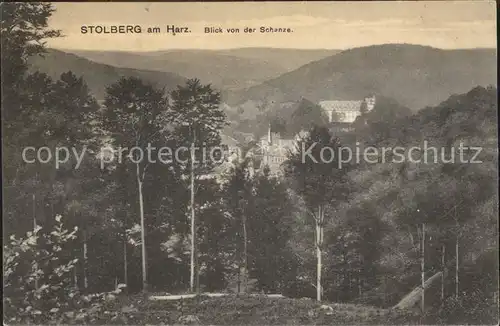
[3,215,126,324]
[427,292,498,325]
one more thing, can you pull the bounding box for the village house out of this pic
[243,125,307,176]
[220,95,377,177]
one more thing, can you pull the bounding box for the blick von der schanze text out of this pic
[80,25,293,36]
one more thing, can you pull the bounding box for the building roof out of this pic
[219,134,240,147]
[319,100,363,112]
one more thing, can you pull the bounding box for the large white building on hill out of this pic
[319,95,376,123]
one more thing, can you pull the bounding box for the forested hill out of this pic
[321,85,498,317]
[64,48,339,91]
[28,49,187,100]
[355,86,498,149]
[225,44,496,111]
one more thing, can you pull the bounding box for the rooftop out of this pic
[319,100,363,112]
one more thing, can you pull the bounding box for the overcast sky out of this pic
[48,1,496,51]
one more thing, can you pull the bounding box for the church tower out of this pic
[268,122,272,145]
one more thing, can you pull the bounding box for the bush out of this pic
[3,215,126,324]
[427,292,498,325]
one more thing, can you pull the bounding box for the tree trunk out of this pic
[123,234,128,291]
[190,131,197,293]
[196,252,200,293]
[137,162,148,293]
[237,266,241,293]
[83,230,88,290]
[316,205,323,302]
[421,223,425,313]
[348,271,352,296]
[316,242,322,301]
[407,226,415,248]
[358,276,362,297]
[454,207,459,299]
[383,276,387,306]
[455,232,459,299]
[242,214,248,293]
[74,268,78,288]
[441,244,445,308]
[33,193,38,290]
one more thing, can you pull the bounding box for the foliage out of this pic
[169,78,228,176]
[2,2,497,323]
[1,2,61,130]
[66,294,420,325]
[288,99,331,136]
[247,169,298,294]
[102,76,170,148]
[285,126,351,210]
[4,215,126,324]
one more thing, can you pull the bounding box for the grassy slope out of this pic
[100,294,420,325]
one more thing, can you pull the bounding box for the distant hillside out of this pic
[64,49,285,91]
[62,48,339,91]
[355,86,498,150]
[28,49,186,100]
[215,48,340,71]
[226,44,496,110]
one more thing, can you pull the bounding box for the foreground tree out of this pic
[102,77,170,293]
[285,126,350,301]
[222,159,253,292]
[248,167,297,293]
[1,2,61,235]
[170,78,227,292]
[1,2,61,136]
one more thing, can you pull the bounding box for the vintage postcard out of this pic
[2,1,497,325]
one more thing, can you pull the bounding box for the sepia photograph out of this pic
[1,1,498,325]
